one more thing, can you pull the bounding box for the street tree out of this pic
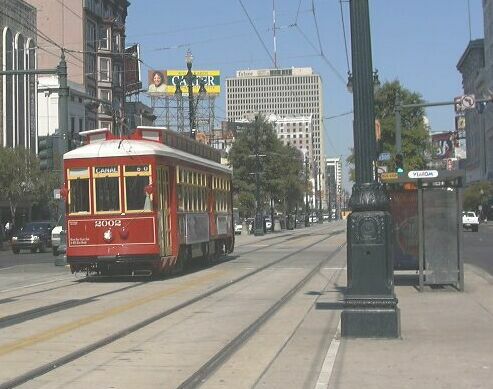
[228,115,304,222]
[463,181,493,217]
[346,81,430,181]
[0,146,58,227]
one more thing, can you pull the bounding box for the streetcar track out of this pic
[0,228,345,389]
[0,282,147,330]
[253,257,346,388]
[0,279,85,303]
[178,242,347,388]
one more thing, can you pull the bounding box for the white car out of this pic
[234,223,243,235]
[265,218,272,230]
[51,225,64,255]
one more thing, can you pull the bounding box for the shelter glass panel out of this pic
[423,188,459,284]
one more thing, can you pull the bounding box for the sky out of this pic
[125,0,484,190]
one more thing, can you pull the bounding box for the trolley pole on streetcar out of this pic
[184,49,197,140]
[341,0,400,338]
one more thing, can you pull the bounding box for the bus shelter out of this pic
[381,170,464,291]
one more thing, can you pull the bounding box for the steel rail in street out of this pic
[178,242,346,389]
[0,227,344,388]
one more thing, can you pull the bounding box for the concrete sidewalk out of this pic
[328,264,493,388]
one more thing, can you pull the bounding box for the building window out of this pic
[3,27,14,147]
[98,26,109,50]
[100,120,112,131]
[100,89,111,102]
[99,57,110,81]
[112,33,121,53]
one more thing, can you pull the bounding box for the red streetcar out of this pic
[62,126,234,276]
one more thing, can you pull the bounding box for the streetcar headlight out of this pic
[103,229,113,242]
[11,236,17,242]
[32,235,40,242]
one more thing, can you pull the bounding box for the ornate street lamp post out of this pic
[184,49,196,139]
[341,0,400,338]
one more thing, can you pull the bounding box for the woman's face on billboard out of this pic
[153,73,162,86]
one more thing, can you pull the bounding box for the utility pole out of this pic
[304,153,310,227]
[318,168,323,223]
[341,0,400,338]
[395,94,402,153]
[253,115,264,236]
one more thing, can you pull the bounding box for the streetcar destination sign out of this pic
[407,170,438,179]
[95,166,118,174]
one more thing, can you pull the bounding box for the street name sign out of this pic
[408,170,438,179]
[380,172,399,181]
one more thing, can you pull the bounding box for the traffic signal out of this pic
[395,153,404,175]
[38,136,54,171]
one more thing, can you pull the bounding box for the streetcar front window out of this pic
[69,178,89,213]
[95,177,120,212]
[125,175,151,211]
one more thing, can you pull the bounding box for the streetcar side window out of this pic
[93,166,121,213]
[124,165,152,212]
[213,176,231,213]
[126,176,150,211]
[68,168,90,214]
[176,166,207,213]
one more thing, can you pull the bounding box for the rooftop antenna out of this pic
[273,0,278,68]
[467,0,472,41]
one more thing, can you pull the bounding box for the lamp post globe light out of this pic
[341,0,400,338]
[184,49,196,139]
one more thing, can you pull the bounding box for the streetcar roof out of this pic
[63,139,232,174]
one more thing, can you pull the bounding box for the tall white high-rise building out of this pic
[226,67,326,207]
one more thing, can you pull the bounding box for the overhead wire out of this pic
[311,0,324,56]
[339,0,351,73]
[237,0,276,67]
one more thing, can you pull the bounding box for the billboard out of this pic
[124,44,142,95]
[147,70,167,94]
[432,132,454,159]
[147,70,220,96]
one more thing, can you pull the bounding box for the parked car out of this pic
[11,221,55,254]
[51,225,65,255]
[462,211,479,232]
[265,217,272,230]
[234,220,243,235]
